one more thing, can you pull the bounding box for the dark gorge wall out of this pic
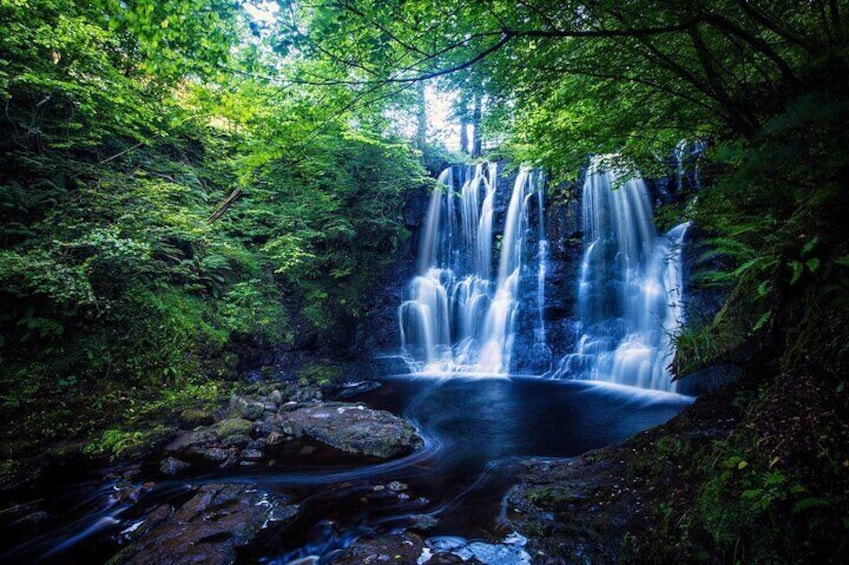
[351,159,723,385]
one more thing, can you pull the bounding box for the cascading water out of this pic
[674,139,707,192]
[552,157,689,392]
[399,164,546,374]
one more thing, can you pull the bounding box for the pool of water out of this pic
[0,376,693,564]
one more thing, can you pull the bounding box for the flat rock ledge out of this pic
[109,483,299,565]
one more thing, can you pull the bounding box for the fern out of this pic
[792,497,831,514]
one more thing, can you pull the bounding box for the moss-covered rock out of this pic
[179,408,215,429]
[211,418,255,439]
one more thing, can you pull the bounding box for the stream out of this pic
[0,375,692,564]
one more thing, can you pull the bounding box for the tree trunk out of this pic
[460,119,469,154]
[471,90,482,158]
[415,81,427,152]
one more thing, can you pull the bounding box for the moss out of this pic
[525,485,580,509]
[179,408,215,429]
[298,361,345,386]
[522,519,549,538]
[670,372,849,563]
[211,418,254,439]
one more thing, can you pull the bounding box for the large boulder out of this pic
[179,408,215,429]
[282,403,423,459]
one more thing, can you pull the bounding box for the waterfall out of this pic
[399,164,545,374]
[552,157,689,392]
[399,157,687,390]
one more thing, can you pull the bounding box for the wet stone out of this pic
[221,434,252,449]
[333,531,425,565]
[256,418,284,436]
[108,484,298,565]
[211,418,254,439]
[268,389,283,405]
[281,420,304,437]
[247,438,267,450]
[164,429,218,452]
[283,404,423,459]
[179,408,215,429]
[195,447,232,462]
[159,456,190,476]
[265,431,284,446]
[241,449,264,461]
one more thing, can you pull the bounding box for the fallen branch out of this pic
[207,187,243,223]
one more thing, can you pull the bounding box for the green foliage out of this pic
[83,428,148,459]
[693,438,831,562]
[81,380,222,459]
[0,0,427,458]
[220,280,288,339]
[678,95,849,374]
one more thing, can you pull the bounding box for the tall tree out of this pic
[471,89,482,158]
[415,80,427,152]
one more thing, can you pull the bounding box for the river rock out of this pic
[119,504,174,544]
[387,480,408,492]
[193,446,234,463]
[230,395,265,420]
[159,456,190,476]
[211,417,255,438]
[163,428,219,452]
[281,419,305,438]
[256,412,286,435]
[179,408,215,429]
[220,433,252,448]
[268,389,283,405]
[283,403,423,458]
[290,385,322,403]
[109,483,298,565]
[367,355,411,377]
[333,380,383,399]
[333,531,425,565]
[266,431,284,446]
[241,448,264,461]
